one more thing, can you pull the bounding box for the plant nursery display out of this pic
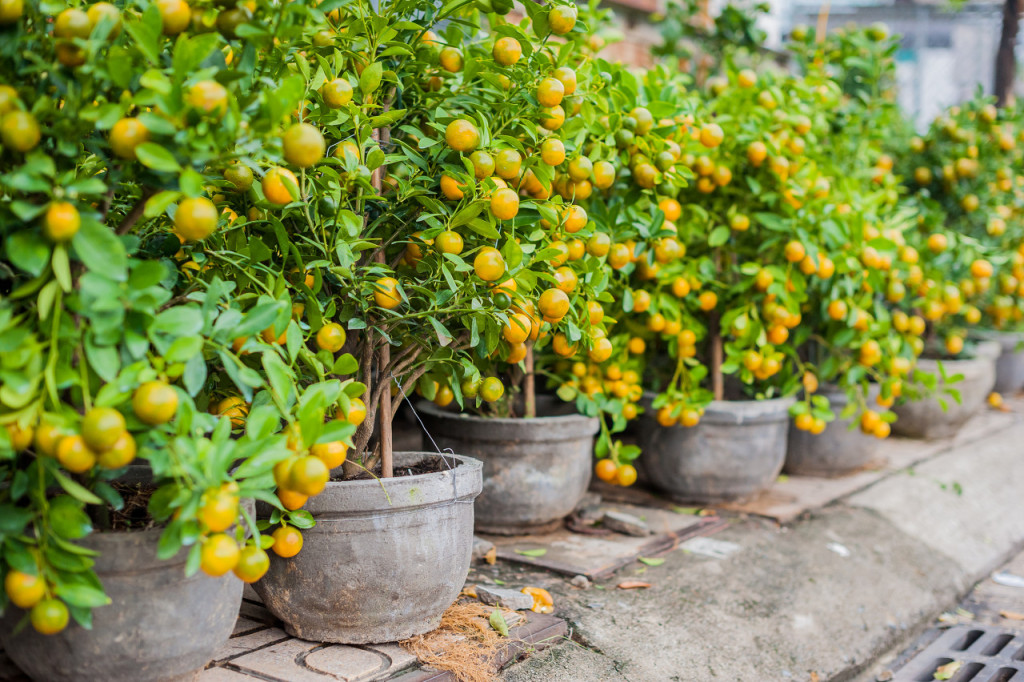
[0,0,1020,674]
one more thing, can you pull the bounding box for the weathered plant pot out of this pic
[253,451,482,644]
[416,400,599,535]
[0,527,243,682]
[892,341,1000,440]
[639,394,796,503]
[971,329,1024,394]
[785,385,882,477]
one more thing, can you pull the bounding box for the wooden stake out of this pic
[379,343,393,479]
[710,311,724,402]
[524,345,536,419]
[370,117,393,478]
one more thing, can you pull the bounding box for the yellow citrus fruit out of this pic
[262,167,299,205]
[282,122,325,168]
[271,525,304,558]
[157,0,190,34]
[97,431,137,469]
[540,138,565,166]
[174,197,219,241]
[311,440,347,469]
[490,188,519,220]
[474,247,505,282]
[480,377,504,402]
[185,79,229,117]
[198,487,239,532]
[445,119,480,152]
[288,455,329,496]
[87,2,121,36]
[109,118,148,160]
[42,202,80,243]
[30,599,68,635]
[200,533,240,577]
[81,407,125,452]
[492,36,522,65]
[1,111,40,152]
[4,570,45,609]
[373,276,401,309]
[316,322,347,353]
[548,4,576,33]
[233,545,270,583]
[133,380,179,425]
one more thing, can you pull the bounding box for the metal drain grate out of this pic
[894,625,1024,681]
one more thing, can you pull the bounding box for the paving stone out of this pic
[304,645,387,680]
[198,667,266,681]
[366,643,419,675]
[239,599,276,624]
[233,617,267,636]
[601,510,651,537]
[472,535,495,560]
[213,627,290,662]
[231,638,326,681]
[242,583,262,603]
[476,585,534,610]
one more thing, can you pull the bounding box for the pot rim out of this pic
[918,340,1001,365]
[416,399,598,426]
[415,400,600,442]
[300,451,483,515]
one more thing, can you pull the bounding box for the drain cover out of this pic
[894,625,1024,681]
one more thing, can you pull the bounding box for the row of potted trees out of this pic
[0,0,1020,679]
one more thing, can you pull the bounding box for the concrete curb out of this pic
[501,415,1024,682]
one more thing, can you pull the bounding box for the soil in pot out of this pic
[892,341,999,440]
[252,451,483,644]
[639,394,795,504]
[416,397,599,535]
[0,485,244,682]
[785,385,883,477]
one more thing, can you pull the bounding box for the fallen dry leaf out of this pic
[617,580,651,589]
[1000,609,1024,621]
[461,586,478,599]
[484,547,497,565]
[809,672,820,682]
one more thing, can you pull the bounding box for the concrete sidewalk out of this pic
[500,410,1024,681]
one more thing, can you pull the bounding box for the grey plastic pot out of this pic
[971,329,1024,394]
[892,340,1000,440]
[0,527,243,682]
[416,401,599,535]
[638,394,796,503]
[785,385,882,477]
[252,451,482,644]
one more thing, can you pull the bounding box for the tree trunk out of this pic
[996,0,1020,107]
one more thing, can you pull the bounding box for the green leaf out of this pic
[48,496,93,540]
[51,469,103,505]
[708,225,730,247]
[52,245,72,292]
[6,231,51,276]
[144,191,182,218]
[55,583,111,608]
[73,218,128,281]
[135,143,181,173]
[489,609,509,637]
[332,354,359,375]
[514,548,547,557]
[359,61,383,95]
[638,556,665,566]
